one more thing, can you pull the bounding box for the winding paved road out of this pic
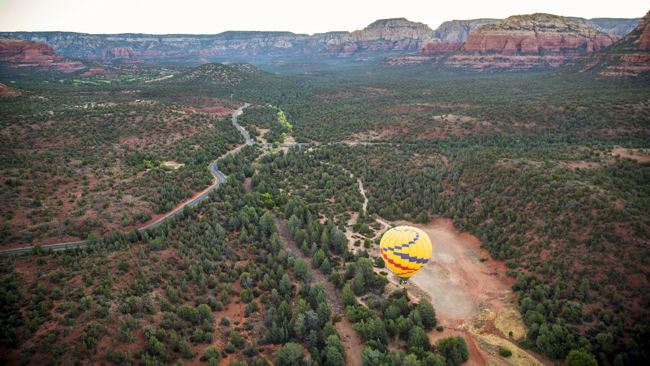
[1,104,253,255]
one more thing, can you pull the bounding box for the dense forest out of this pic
[0,55,648,366]
[0,89,243,245]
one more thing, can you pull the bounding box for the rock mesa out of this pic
[446,13,617,70]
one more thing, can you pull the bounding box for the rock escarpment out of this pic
[571,17,642,37]
[0,36,85,72]
[463,14,615,55]
[433,19,499,42]
[1,19,440,61]
[566,11,650,78]
[101,46,137,59]
[0,15,641,69]
[326,18,436,56]
[421,41,463,55]
[443,13,617,70]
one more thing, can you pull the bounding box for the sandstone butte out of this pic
[444,13,617,70]
[0,36,85,72]
[462,13,616,55]
[326,18,437,56]
[571,10,650,77]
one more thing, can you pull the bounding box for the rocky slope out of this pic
[442,13,617,70]
[565,11,650,78]
[0,36,85,72]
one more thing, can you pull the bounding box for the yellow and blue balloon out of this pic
[380,226,432,282]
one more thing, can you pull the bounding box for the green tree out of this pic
[342,284,357,307]
[260,211,276,237]
[276,342,305,366]
[417,299,437,330]
[408,326,431,350]
[361,346,385,365]
[565,349,598,366]
[320,258,332,275]
[323,345,345,366]
[437,336,469,366]
[294,258,310,281]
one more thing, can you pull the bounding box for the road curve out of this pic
[1,104,253,255]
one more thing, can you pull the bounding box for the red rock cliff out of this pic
[463,13,615,55]
[421,42,463,55]
[0,36,85,72]
[567,10,650,78]
[446,13,617,70]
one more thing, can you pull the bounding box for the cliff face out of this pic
[571,17,641,37]
[443,13,617,70]
[326,18,436,56]
[433,19,499,42]
[463,14,615,55]
[101,47,137,59]
[1,31,319,61]
[0,36,85,72]
[567,11,650,78]
[0,15,641,68]
[421,42,463,55]
[428,17,639,44]
[1,19,439,60]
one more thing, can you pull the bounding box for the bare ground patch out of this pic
[369,218,549,365]
[612,147,650,163]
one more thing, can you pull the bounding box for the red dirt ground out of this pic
[407,219,514,327]
[370,218,549,365]
[612,147,650,162]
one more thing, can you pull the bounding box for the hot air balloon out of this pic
[380,226,432,283]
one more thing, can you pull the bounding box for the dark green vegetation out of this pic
[0,147,347,365]
[0,86,243,245]
[1,52,648,366]
[237,105,293,144]
[216,65,649,364]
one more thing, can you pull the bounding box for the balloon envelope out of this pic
[380,226,432,279]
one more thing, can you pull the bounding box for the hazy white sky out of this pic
[0,0,647,34]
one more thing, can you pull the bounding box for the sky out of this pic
[0,0,647,35]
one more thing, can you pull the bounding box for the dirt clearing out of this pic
[407,219,512,325]
[612,147,650,162]
[371,218,548,365]
[161,160,184,169]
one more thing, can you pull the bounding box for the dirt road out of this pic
[2,104,251,255]
[274,216,363,366]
